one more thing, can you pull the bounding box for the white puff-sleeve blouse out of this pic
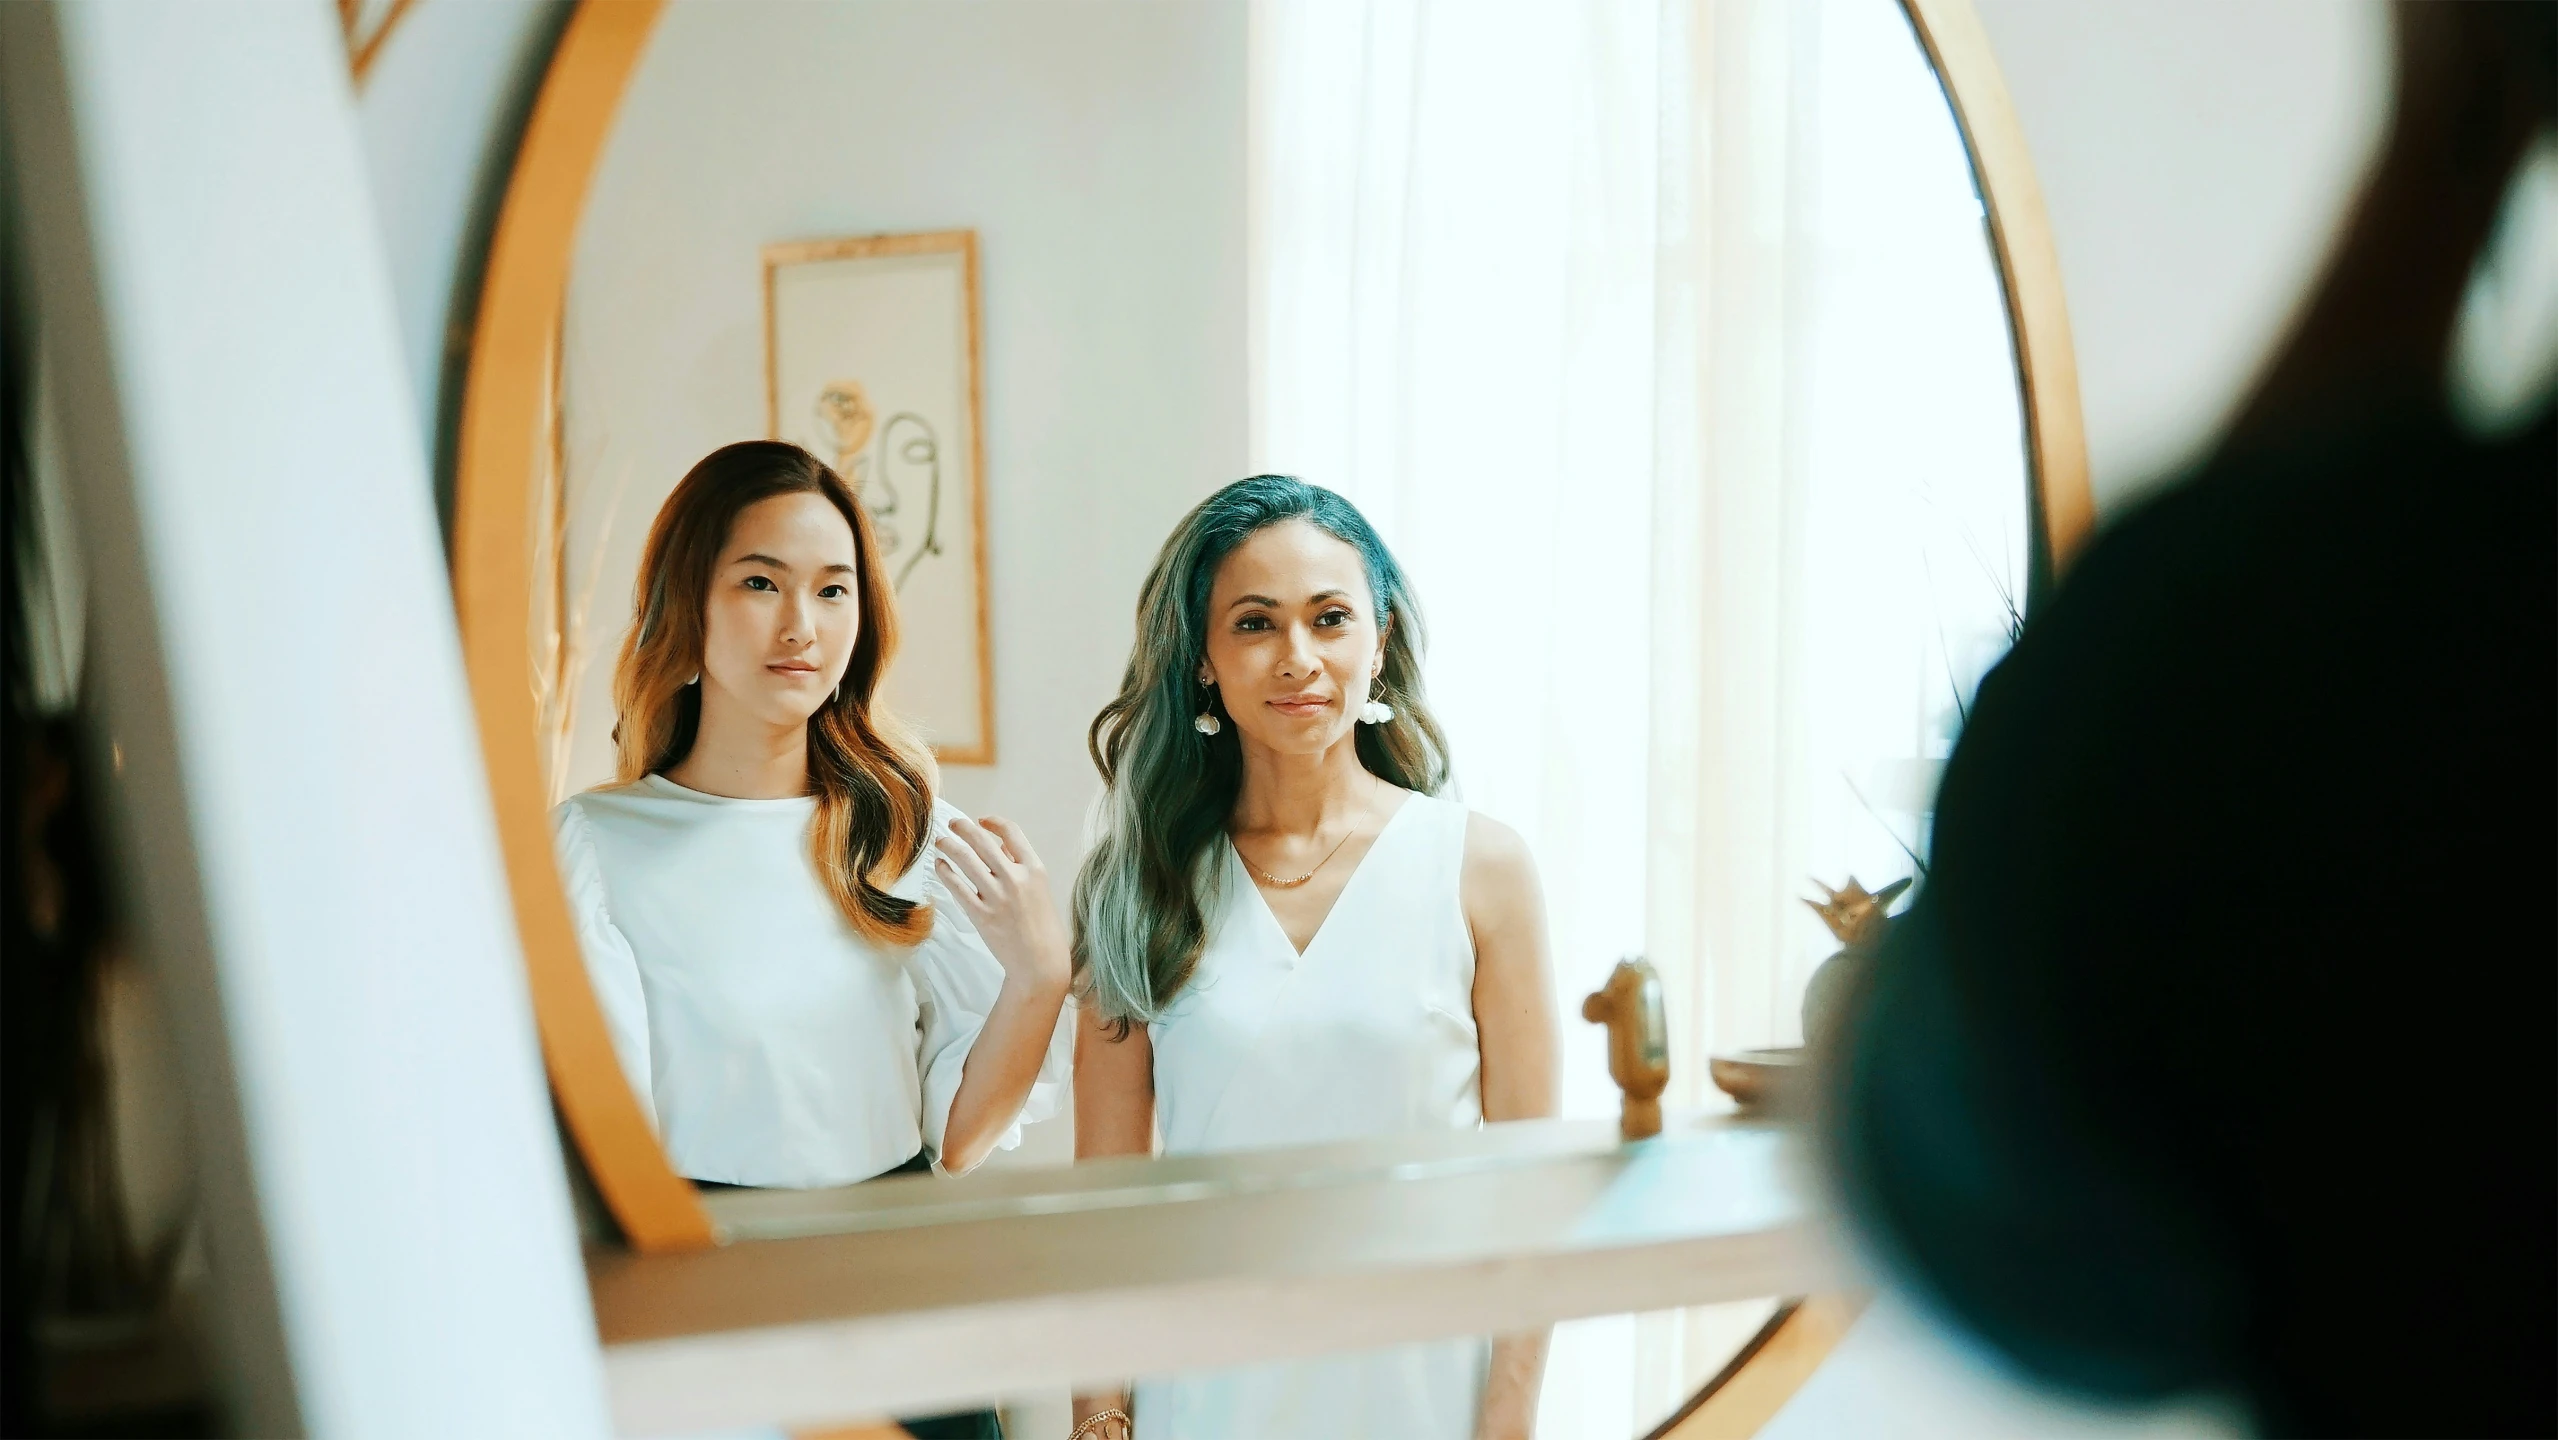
[551,775,1071,1187]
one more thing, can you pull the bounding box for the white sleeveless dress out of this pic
[1135,791,1489,1440]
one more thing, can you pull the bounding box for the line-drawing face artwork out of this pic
[812,378,945,592]
[765,230,992,763]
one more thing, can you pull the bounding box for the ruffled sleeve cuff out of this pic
[550,799,658,1132]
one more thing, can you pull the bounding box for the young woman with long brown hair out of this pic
[551,441,1070,1201]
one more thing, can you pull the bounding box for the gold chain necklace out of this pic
[1238,822,1359,889]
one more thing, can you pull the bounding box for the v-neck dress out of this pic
[1136,791,1488,1440]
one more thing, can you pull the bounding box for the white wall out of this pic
[1971,0,2392,515]
[349,0,2393,534]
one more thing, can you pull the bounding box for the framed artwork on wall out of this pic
[764,229,995,765]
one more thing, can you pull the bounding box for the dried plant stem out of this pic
[527,327,634,807]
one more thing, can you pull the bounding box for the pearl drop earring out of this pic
[1359,670,1394,725]
[1194,674,1222,735]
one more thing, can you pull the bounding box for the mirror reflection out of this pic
[958,1299,1788,1440]
[524,0,2038,1435]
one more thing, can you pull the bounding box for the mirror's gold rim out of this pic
[452,0,2089,1264]
[451,0,711,1253]
[1905,0,2097,578]
[1646,1293,1872,1440]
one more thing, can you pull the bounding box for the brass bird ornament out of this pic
[1798,875,1911,1051]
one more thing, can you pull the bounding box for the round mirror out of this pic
[451,0,2088,1432]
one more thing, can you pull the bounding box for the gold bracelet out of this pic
[1069,1407,1132,1440]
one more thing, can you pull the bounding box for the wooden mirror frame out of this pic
[452,0,2092,1258]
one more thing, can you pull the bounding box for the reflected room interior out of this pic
[468,0,2068,1434]
[3,0,2550,1437]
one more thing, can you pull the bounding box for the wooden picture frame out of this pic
[339,0,422,86]
[763,230,997,766]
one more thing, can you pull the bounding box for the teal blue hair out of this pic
[1072,477,1450,1029]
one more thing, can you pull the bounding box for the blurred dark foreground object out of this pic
[1829,4,2556,1437]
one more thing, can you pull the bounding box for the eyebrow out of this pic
[1225,589,1353,610]
[732,553,856,576]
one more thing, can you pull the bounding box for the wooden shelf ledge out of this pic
[591,1115,1840,1436]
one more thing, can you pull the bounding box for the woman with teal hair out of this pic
[1068,477,1562,1440]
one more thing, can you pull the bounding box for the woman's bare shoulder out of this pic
[1460,808,1536,877]
[1458,808,1544,931]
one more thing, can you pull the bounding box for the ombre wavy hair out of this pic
[609,440,936,946]
[1072,476,1450,1030]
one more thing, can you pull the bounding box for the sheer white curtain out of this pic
[1252,0,1665,1124]
[1250,0,2026,1432]
[1660,0,2030,1090]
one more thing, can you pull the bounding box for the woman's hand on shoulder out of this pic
[935,816,1072,995]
